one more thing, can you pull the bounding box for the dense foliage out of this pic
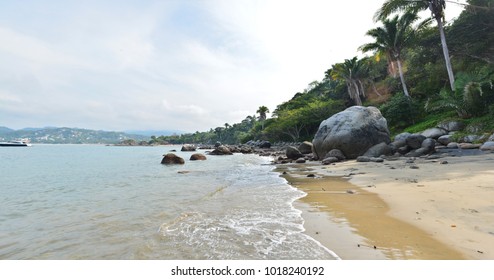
[152,0,494,144]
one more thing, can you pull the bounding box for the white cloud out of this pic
[0,0,467,132]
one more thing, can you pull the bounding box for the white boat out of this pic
[0,139,32,147]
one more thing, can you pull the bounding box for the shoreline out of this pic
[277,151,494,260]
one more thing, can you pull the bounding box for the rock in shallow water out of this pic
[161,153,185,164]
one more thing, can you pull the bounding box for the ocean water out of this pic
[0,145,337,260]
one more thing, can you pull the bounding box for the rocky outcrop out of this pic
[363,142,393,158]
[421,128,447,139]
[325,149,346,161]
[181,144,196,152]
[322,157,339,165]
[161,153,185,164]
[209,145,233,155]
[298,141,313,154]
[394,132,412,142]
[312,106,390,159]
[286,146,303,160]
[190,153,207,161]
[406,134,426,149]
[480,141,494,151]
[437,135,453,145]
[259,141,272,148]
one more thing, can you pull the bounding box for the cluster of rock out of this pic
[161,144,207,164]
[276,106,494,165]
[244,140,272,148]
[161,143,282,165]
[162,105,493,165]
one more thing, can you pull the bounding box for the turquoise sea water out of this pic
[0,145,337,259]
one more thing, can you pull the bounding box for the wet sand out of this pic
[276,152,494,259]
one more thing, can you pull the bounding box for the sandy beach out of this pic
[277,150,494,260]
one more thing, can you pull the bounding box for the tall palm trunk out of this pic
[351,80,363,106]
[396,59,410,97]
[435,14,455,90]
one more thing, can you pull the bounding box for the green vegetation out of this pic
[152,0,494,145]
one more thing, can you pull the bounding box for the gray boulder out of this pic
[240,146,253,154]
[406,147,431,157]
[312,106,390,159]
[406,134,426,149]
[447,142,459,149]
[356,156,372,162]
[190,153,207,161]
[421,128,447,139]
[324,149,346,160]
[390,139,407,150]
[161,153,185,164]
[421,138,436,152]
[181,144,196,152]
[286,146,303,160]
[480,141,494,151]
[363,142,393,157]
[259,141,271,148]
[394,132,412,142]
[209,145,233,155]
[298,141,313,154]
[397,146,411,155]
[322,157,339,165]
[437,135,453,145]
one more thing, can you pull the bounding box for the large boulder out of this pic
[394,132,412,142]
[421,128,447,139]
[181,144,196,152]
[480,141,494,151]
[209,145,233,155]
[190,153,207,161]
[406,134,426,149]
[437,134,453,145]
[298,141,313,154]
[161,153,185,164]
[286,146,303,159]
[312,106,391,159]
[324,149,346,161]
[363,142,393,157]
[259,141,271,148]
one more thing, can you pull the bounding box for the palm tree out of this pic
[360,12,422,98]
[375,0,455,90]
[330,57,368,106]
[425,71,494,118]
[256,106,270,129]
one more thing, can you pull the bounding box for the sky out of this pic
[0,0,467,132]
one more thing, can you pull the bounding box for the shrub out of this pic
[380,94,422,130]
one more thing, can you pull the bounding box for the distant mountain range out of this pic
[0,126,151,144]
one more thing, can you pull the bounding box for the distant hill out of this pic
[0,127,149,144]
[0,126,14,133]
[124,129,185,137]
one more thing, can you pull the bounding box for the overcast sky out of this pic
[0,0,466,132]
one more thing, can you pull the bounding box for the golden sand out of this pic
[277,153,494,259]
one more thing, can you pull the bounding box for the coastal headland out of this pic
[277,151,494,260]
